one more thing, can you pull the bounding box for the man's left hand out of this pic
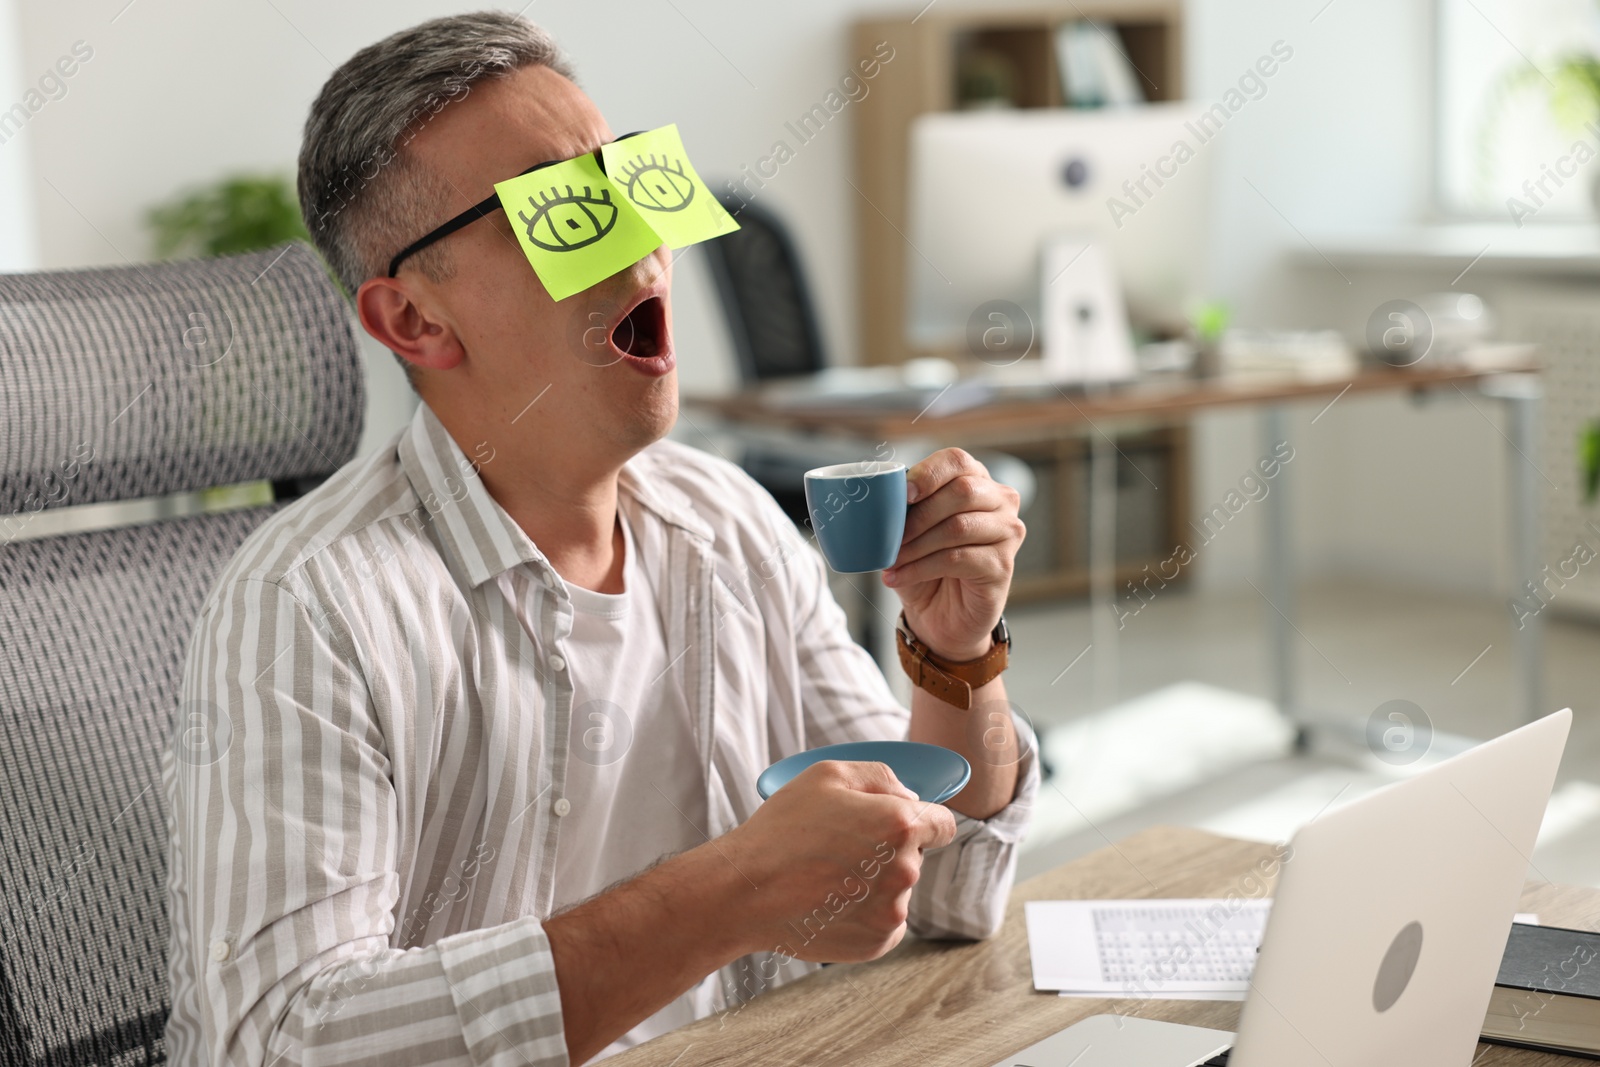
[883,448,1025,661]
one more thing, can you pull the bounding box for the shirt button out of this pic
[210,938,231,962]
[553,797,571,817]
[549,654,567,672]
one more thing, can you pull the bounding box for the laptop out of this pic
[993,708,1572,1066]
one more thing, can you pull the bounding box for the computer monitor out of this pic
[905,103,1213,355]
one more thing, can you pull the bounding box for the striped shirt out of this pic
[162,402,1039,1067]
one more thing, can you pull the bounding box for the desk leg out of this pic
[1088,427,1119,711]
[1262,405,1304,746]
[1495,377,1545,722]
[856,572,881,658]
[870,571,912,703]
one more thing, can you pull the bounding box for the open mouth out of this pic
[611,295,668,363]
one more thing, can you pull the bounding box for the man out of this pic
[163,11,1036,1066]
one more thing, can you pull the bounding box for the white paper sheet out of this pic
[1026,898,1269,997]
[1027,900,1541,1001]
[1058,989,1249,1001]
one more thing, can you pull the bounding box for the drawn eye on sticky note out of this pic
[519,184,620,250]
[494,151,662,301]
[601,124,739,248]
[617,155,696,213]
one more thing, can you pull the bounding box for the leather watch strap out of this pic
[895,613,1009,711]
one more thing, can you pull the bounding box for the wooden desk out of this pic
[682,363,1529,450]
[606,825,1600,1067]
[683,362,1547,727]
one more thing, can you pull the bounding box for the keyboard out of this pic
[1092,905,1260,985]
[1199,1051,1232,1066]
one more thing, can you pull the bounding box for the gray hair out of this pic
[297,11,574,296]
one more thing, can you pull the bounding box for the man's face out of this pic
[404,64,677,456]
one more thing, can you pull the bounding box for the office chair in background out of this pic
[700,194,1035,525]
[701,195,1036,653]
[0,243,364,1067]
[699,194,839,525]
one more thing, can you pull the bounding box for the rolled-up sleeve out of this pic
[167,576,568,1067]
[905,708,1038,940]
[785,517,1039,942]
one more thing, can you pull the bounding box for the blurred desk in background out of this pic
[685,362,1530,448]
[603,824,1595,1067]
[683,361,1546,734]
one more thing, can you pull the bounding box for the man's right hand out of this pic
[719,760,958,963]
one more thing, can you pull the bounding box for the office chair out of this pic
[700,194,1035,525]
[0,242,364,1067]
[699,194,838,524]
[701,195,827,386]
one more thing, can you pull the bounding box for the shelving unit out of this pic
[847,2,1189,604]
[1006,425,1190,600]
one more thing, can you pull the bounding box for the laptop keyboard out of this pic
[1198,1052,1232,1066]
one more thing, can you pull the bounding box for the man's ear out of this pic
[355,276,466,374]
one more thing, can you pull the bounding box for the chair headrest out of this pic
[0,241,365,516]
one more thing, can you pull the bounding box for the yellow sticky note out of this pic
[494,152,662,301]
[601,124,739,249]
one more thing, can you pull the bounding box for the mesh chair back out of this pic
[0,242,364,1066]
[700,195,828,382]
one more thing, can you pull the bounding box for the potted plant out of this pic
[1584,419,1600,505]
[1477,53,1600,215]
[146,174,309,258]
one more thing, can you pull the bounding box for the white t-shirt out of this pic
[549,498,717,1057]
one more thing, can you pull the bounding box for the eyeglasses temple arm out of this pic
[384,132,650,278]
[386,191,502,278]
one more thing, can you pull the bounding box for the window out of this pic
[1436,0,1600,222]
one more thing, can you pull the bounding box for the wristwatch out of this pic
[895,612,1010,711]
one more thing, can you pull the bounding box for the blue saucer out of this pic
[756,741,971,804]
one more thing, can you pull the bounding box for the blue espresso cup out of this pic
[803,461,907,573]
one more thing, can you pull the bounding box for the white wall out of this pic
[1177,0,1517,596]
[0,0,37,270]
[12,0,919,449]
[1187,0,1434,325]
[11,0,1517,595]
